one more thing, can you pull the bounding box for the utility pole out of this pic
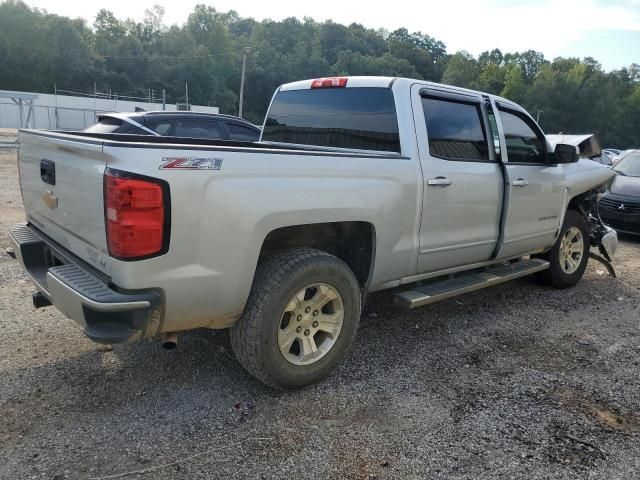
[162,89,166,111]
[185,82,189,111]
[238,46,251,118]
[54,84,59,129]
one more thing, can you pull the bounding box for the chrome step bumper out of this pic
[9,224,162,344]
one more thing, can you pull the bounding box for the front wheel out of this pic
[230,248,361,389]
[535,209,590,288]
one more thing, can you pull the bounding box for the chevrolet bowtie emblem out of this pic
[618,204,626,211]
[42,190,58,209]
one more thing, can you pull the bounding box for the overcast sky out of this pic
[26,0,640,71]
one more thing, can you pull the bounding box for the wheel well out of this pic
[567,192,587,213]
[567,190,597,217]
[259,222,375,287]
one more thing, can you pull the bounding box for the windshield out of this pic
[613,152,640,177]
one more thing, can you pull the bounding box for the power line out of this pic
[101,53,228,60]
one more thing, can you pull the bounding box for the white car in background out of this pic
[603,148,622,160]
[612,149,637,165]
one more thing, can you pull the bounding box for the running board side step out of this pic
[395,258,550,309]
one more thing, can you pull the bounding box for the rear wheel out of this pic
[536,209,590,288]
[230,248,361,389]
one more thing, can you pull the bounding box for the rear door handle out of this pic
[512,178,528,187]
[427,177,452,187]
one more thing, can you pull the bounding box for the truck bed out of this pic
[37,130,407,159]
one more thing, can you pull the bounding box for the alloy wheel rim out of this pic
[559,227,584,274]
[277,283,344,366]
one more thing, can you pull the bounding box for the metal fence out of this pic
[0,102,116,130]
[0,90,219,130]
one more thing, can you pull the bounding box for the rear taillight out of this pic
[311,77,348,88]
[104,168,170,260]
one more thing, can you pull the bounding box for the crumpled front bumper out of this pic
[9,224,162,344]
[598,226,618,261]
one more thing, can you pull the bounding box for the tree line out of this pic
[0,0,638,147]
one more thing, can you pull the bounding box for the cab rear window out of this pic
[262,88,400,153]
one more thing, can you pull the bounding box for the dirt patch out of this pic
[591,406,637,431]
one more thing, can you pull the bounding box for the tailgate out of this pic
[18,131,111,275]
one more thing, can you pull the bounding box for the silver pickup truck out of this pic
[10,76,617,389]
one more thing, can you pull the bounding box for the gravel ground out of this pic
[0,150,639,479]
[0,128,18,148]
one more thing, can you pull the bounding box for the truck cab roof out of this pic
[279,76,525,112]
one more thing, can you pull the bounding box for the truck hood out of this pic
[547,134,602,158]
[564,158,615,198]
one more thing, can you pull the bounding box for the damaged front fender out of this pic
[597,226,618,262]
[588,197,618,277]
[571,186,618,277]
[590,224,617,277]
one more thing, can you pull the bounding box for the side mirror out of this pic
[554,143,579,164]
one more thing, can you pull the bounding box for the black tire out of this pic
[230,248,361,389]
[535,209,590,288]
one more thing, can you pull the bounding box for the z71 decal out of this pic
[160,157,223,170]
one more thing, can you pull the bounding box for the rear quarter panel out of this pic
[103,144,421,332]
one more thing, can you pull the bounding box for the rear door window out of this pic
[227,123,260,141]
[422,96,489,161]
[146,120,174,136]
[173,119,223,140]
[263,87,400,152]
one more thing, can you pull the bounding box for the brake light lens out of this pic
[311,77,348,89]
[104,168,170,260]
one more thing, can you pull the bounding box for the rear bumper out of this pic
[9,224,162,344]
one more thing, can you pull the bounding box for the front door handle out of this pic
[512,178,529,187]
[427,177,452,187]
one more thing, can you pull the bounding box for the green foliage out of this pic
[0,0,638,146]
[501,65,526,104]
[441,52,481,90]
